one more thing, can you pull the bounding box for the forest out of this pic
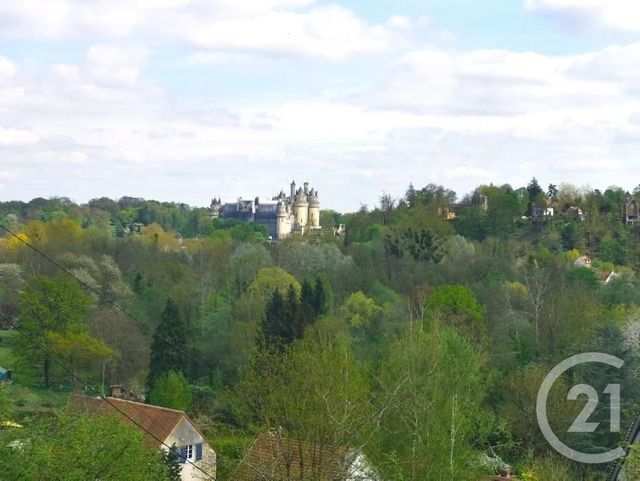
[2,178,640,480]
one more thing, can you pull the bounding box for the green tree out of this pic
[260,288,286,348]
[565,266,600,290]
[376,325,489,480]
[300,278,316,327]
[248,266,301,300]
[47,330,113,387]
[313,276,329,316]
[234,335,377,471]
[425,284,486,343]
[148,298,188,388]
[0,409,172,480]
[14,273,91,387]
[149,370,193,411]
[259,284,308,349]
[340,291,382,329]
[163,445,183,481]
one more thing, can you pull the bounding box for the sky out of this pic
[2,1,640,211]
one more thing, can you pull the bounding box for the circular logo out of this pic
[536,352,626,464]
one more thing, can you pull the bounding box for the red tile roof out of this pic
[232,432,363,481]
[69,394,185,446]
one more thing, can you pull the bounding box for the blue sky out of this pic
[1,0,640,211]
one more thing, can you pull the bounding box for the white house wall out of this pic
[163,416,216,481]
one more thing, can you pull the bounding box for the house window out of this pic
[179,443,203,463]
[179,444,194,463]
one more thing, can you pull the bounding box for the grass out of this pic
[0,329,17,369]
[0,329,71,416]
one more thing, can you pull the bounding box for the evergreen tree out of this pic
[260,285,305,348]
[527,177,544,214]
[260,288,285,348]
[284,284,303,341]
[163,445,183,481]
[313,276,329,317]
[300,278,316,328]
[148,298,187,388]
[405,182,417,207]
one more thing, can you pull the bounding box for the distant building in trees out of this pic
[70,389,216,481]
[232,432,379,481]
[573,255,592,268]
[210,180,321,240]
[623,198,640,225]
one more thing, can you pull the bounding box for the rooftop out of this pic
[69,394,187,446]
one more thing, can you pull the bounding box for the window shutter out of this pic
[179,446,187,464]
[195,443,203,461]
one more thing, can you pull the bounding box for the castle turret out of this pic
[210,198,222,219]
[308,188,320,228]
[293,187,308,229]
[276,200,292,239]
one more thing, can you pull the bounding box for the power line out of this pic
[0,221,219,379]
[0,313,216,481]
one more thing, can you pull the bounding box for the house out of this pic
[566,206,585,222]
[598,271,620,285]
[232,432,379,481]
[70,390,216,480]
[623,198,640,225]
[574,255,592,268]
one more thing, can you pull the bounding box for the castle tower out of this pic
[210,198,222,219]
[276,200,292,239]
[293,187,308,230]
[307,188,320,228]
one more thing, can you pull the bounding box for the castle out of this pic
[210,181,321,240]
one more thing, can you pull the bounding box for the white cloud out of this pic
[0,127,40,145]
[85,45,148,87]
[525,0,640,32]
[0,56,16,78]
[0,1,399,60]
[364,44,640,118]
[180,5,393,59]
[4,36,640,209]
[387,15,412,29]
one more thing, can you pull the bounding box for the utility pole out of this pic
[101,358,112,397]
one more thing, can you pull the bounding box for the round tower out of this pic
[293,188,308,229]
[274,201,289,239]
[308,188,320,228]
[210,198,222,219]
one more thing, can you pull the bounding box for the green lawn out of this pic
[0,329,17,370]
[0,329,71,415]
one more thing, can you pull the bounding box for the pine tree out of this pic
[284,284,302,341]
[163,445,183,481]
[300,278,316,329]
[405,182,417,207]
[313,276,329,317]
[260,288,285,348]
[148,298,188,389]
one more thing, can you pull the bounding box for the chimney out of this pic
[109,385,126,398]
[304,182,309,195]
